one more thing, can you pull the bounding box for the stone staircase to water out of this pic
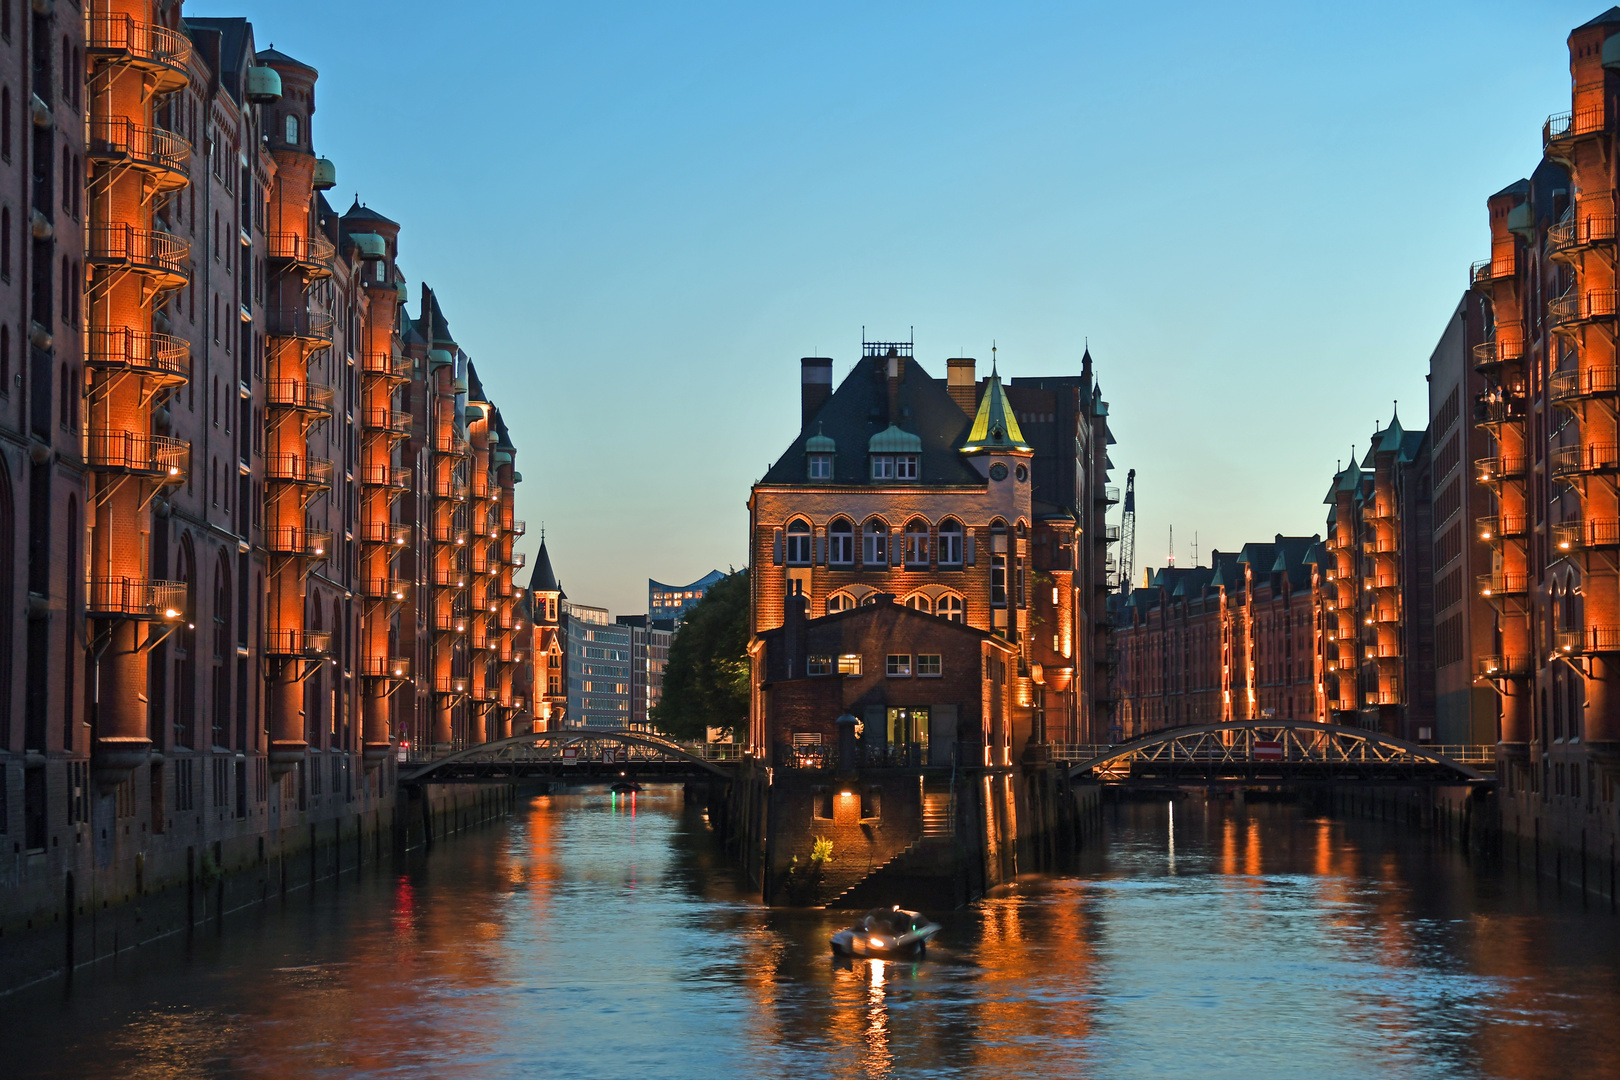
[826,789,961,910]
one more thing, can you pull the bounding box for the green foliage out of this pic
[781,837,834,905]
[649,568,750,741]
[810,836,834,865]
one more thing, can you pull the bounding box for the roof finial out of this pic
[991,340,997,376]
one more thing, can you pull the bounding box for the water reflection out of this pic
[6,789,1620,1079]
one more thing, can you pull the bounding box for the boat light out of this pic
[869,937,884,949]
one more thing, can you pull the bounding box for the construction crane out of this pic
[1118,468,1137,594]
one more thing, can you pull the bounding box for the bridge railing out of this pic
[1051,741,1497,766]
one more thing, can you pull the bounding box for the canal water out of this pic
[8,787,1620,1079]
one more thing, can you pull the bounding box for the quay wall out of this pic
[0,779,514,996]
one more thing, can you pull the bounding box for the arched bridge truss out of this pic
[1069,721,1490,786]
[403,729,730,783]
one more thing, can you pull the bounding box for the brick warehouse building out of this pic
[0,3,534,966]
[747,340,1118,758]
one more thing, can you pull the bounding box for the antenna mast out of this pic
[1118,469,1137,592]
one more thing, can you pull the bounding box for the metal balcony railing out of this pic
[1557,626,1620,653]
[1472,337,1525,371]
[363,408,412,434]
[1474,393,1527,425]
[1371,690,1402,706]
[1550,442,1620,478]
[1470,247,1516,285]
[434,474,468,501]
[1549,208,1619,256]
[88,117,188,189]
[361,351,411,379]
[1549,367,1620,405]
[265,379,335,414]
[359,577,409,602]
[1544,105,1608,150]
[470,623,490,651]
[265,628,331,656]
[432,610,467,633]
[265,307,335,342]
[435,675,469,695]
[1478,572,1530,598]
[1477,514,1527,542]
[1548,287,1619,330]
[432,568,467,588]
[86,431,187,477]
[88,14,192,88]
[1476,455,1527,483]
[1097,485,1120,504]
[434,431,471,457]
[88,224,189,286]
[512,551,526,568]
[430,522,468,545]
[265,232,336,276]
[359,656,411,679]
[86,327,189,383]
[511,520,527,536]
[358,521,411,546]
[1478,654,1530,678]
[359,464,411,489]
[87,577,186,620]
[264,526,332,559]
[264,453,334,487]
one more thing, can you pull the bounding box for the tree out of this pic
[650,568,749,741]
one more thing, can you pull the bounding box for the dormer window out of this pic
[870,454,917,481]
[808,454,832,480]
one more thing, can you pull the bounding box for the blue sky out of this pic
[192,0,1595,613]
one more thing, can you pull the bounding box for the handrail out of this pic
[359,577,409,601]
[1476,455,1527,482]
[88,117,189,182]
[358,521,410,545]
[362,407,412,433]
[265,628,331,655]
[266,232,336,268]
[264,453,334,486]
[1478,654,1530,678]
[361,351,411,378]
[86,327,189,380]
[88,14,193,75]
[359,464,410,488]
[88,224,189,282]
[1550,442,1620,477]
[265,307,335,342]
[359,656,412,678]
[1478,571,1529,596]
[1548,288,1619,329]
[264,526,332,557]
[85,431,187,476]
[265,379,335,412]
[1549,366,1620,403]
[87,577,186,619]
[1544,105,1608,148]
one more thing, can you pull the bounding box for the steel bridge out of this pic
[402,729,731,783]
[1067,720,1492,787]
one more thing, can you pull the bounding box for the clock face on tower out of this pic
[990,463,1008,481]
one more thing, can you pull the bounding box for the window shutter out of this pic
[773,529,784,565]
[965,535,976,566]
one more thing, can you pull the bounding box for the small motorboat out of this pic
[830,906,941,959]
[610,781,641,793]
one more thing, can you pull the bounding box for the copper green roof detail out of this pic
[868,424,922,454]
[960,369,1031,453]
[805,424,836,453]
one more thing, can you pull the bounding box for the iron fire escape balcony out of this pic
[512,551,527,569]
[86,327,189,385]
[361,351,412,381]
[1478,571,1530,600]
[1557,626,1620,654]
[265,628,331,656]
[433,610,467,633]
[434,473,469,502]
[265,307,335,344]
[265,379,335,417]
[86,431,187,478]
[359,464,411,490]
[1550,442,1620,479]
[434,431,471,457]
[264,526,331,560]
[1549,367,1620,406]
[432,567,468,589]
[359,656,412,679]
[511,520,527,536]
[1470,251,1516,289]
[430,521,468,546]
[264,453,334,489]
[87,14,192,91]
[87,117,189,192]
[1476,455,1527,485]
[435,676,469,696]
[359,577,410,603]
[1473,392,1527,427]
[88,225,190,290]
[358,521,411,547]
[363,408,412,437]
[87,577,186,620]
[1553,518,1620,553]
[1477,514,1528,543]
[1096,485,1120,504]
[266,233,336,279]
[1472,336,1525,374]
[1549,209,1618,260]
[1547,287,1619,333]
[1544,106,1609,157]
[1477,654,1530,679]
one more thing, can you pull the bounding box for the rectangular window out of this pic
[863,528,887,565]
[837,653,862,676]
[808,455,831,479]
[786,528,812,565]
[939,529,962,566]
[870,455,894,480]
[917,654,942,677]
[830,530,854,565]
[812,786,833,819]
[991,555,1007,605]
[807,654,832,676]
[895,455,918,480]
[886,654,911,677]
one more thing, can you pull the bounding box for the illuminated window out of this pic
[904,519,929,567]
[938,519,963,566]
[918,654,941,677]
[905,594,931,614]
[827,592,854,614]
[829,518,854,564]
[786,519,812,565]
[837,653,862,676]
[807,654,832,676]
[886,654,911,677]
[863,520,888,565]
[285,113,299,145]
[938,595,964,623]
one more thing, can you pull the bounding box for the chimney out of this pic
[947,357,977,417]
[783,591,808,678]
[801,358,833,428]
[885,348,903,426]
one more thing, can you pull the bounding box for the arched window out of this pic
[860,593,881,606]
[285,113,299,145]
[990,519,1008,606]
[785,518,812,565]
[826,592,854,614]
[904,594,931,614]
[904,519,929,567]
[938,518,963,566]
[828,518,854,565]
[937,594,964,623]
[863,519,888,566]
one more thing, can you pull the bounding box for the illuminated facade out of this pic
[648,569,723,626]
[747,341,1117,757]
[0,6,534,957]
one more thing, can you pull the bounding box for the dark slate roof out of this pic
[417,285,455,348]
[493,410,515,453]
[529,540,560,593]
[1580,6,1620,28]
[255,47,316,74]
[467,362,487,402]
[1207,551,1244,591]
[186,18,252,89]
[1490,178,1530,201]
[760,355,980,486]
[343,198,399,227]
